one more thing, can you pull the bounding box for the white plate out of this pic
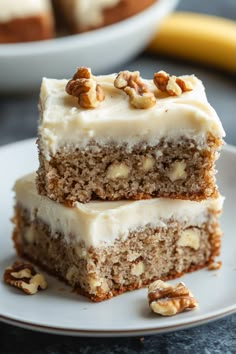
[0,0,178,92]
[0,139,235,337]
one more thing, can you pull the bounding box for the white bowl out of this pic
[0,0,178,92]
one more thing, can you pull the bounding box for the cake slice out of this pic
[13,173,223,302]
[37,68,225,205]
[0,0,54,43]
[55,0,155,33]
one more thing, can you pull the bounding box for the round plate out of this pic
[0,0,178,92]
[0,139,235,336]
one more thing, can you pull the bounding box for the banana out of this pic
[147,12,236,73]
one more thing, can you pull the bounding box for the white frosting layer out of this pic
[14,173,224,248]
[57,0,120,29]
[39,74,225,160]
[75,0,120,28]
[0,0,51,22]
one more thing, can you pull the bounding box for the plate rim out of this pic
[0,138,235,337]
[0,307,235,337]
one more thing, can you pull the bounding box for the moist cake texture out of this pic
[37,72,225,204]
[13,173,223,301]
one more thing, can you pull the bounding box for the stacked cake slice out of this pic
[12,68,225,301]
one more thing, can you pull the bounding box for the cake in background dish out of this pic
[55,0,156,33]
[0,0,54,43]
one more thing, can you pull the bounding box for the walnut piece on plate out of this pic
[148,279,198,316]
[208,261,222,270]
[3,261,47,295]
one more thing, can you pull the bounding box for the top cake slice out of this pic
[37,68,225,205]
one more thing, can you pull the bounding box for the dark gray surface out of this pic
[1,315,236,354]
[0,0,236,353]
[178,0,236,20]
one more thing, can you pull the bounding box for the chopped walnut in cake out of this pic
[114,70,156,109]
[3,261,47,295]
[66,67,105,109]
[153,71,193,96]
[148,280,198,316]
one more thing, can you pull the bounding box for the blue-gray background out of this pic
[0,0,235,353]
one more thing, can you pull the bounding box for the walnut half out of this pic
[114,70,156,109]
[66,67,105,109]
[148,280,198,316]
[153,71,193,96]
[3,261,47,295]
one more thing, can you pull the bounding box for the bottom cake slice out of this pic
[12,173,223,302]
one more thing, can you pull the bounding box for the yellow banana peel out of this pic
[147,12,236,73]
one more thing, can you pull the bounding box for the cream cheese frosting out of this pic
[0,0,51,22]
[14,173,224,248]
[57,0,120,29]
[39,74,225,160]
[74,0,120,28]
